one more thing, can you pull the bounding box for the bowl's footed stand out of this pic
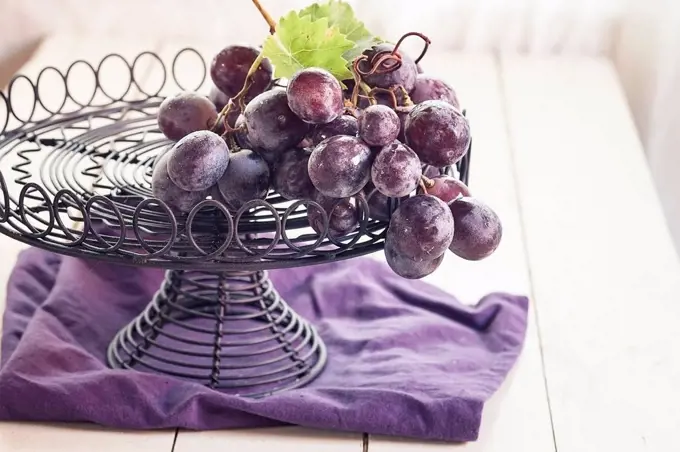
[107,267,327,398]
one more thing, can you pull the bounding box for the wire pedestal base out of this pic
[107,268,327,397]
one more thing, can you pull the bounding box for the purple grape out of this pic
[363,182,397,221]
[287,68,344,124]
[244,89,309,154]
[386,194,454,261]
[157,92,218,141]
[273,148,315,200]
[371,141,421,197]
[396,107,411,142]
[307,191,359,238]
[361,44,418,92]
[410,75,460,108]
[210,45,273,102]
[216,149,270,209]
[167,130,230,191]
[417,175,470,202]
[384,240,444,279]
[311,114,358,145]
[449,197,502,260]
[234,114,252,149]
[308,135,372,198]
[208,84,230,111]
[422,165,441,179]
[405,100,471,167]
[151,152,207,213]
[358,105,400,147]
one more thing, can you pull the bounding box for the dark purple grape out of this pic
[405,100,471,167]
[151,152,207,213]
[410,75,460,108]
[371,141,421,197]
[244,89,309,154]
[417,175,470,202]
[311,114,358,145]
[208,84,230,111]
[273,148,314,200]
[287,68,344,124]
[396,107,411,142]
[384,240,444,279]
[210,45,273,102]
[449,197,502,260]
[157,92,217,141]
[308,135,372,198]
[167,130,230,191]
[307,191,359,238]
[216,149,270,209]
[361,44,418,92]
[386,194,454,261]
[358,105,400,147]
[233,114,251,149]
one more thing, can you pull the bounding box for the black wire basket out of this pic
[0,48,470,397]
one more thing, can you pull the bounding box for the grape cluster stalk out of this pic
[151,0,502,280]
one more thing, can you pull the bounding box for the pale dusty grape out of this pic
[384,239,444,279]
[371,141,421,197]
[405,100,471,166]
[386,194,454,261]
[151,152,207,213]
[157,92,217,141]
[308,135,372,198]
[217,149,270,209]
[410,75,460,108]
[307,191,359,238]
[287,68,344,124]
[358,105,400,147]
[167,130,230,191]
[361,44,418,92]
[273,148,315,200]
[417,175,470,202]
[210,45,272,102]
[311,115,358,145]
[449,197,502,260]
[244,89,309,154]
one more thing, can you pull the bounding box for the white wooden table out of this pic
[1,34,679,452]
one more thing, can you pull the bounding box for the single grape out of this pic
[308,135,372,198]
[405,100,471,167]
[287,68,344,124]
[386,194,454,261]
[358,105,400,147]
[410,75,460,108]
[384,239,444,279]
[417,175,470,202]
[151,152,207,213]
[307,191,359,238]
[208,84,230,111]
[244,89,309,154]
[216,149,270,209]
[363,182,397,221]
[210,45,273,102]
[361,43,418,92]
[449,197,502,260]
[233,114,252,149]
[167,130,230,191]
[311,114,358,145]
[157,92,217,141]
[422,164,441,179]
[371,141,421,197]
[273,148,315,200]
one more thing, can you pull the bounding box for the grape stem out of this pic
[392,31,431,64]
[251,0,277,34]
[421,175,435,189]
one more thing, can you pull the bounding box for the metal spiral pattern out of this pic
[0,48,470,271]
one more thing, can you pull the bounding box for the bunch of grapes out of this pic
[152,36,502,280]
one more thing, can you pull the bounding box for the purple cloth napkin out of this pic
[0,247,528,442]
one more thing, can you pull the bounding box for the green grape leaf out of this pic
[298,0,381,60]
[262,10,355,82]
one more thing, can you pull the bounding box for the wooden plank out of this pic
[367,53,554,451]
[0,34,176,452]
[501,55,680,451]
